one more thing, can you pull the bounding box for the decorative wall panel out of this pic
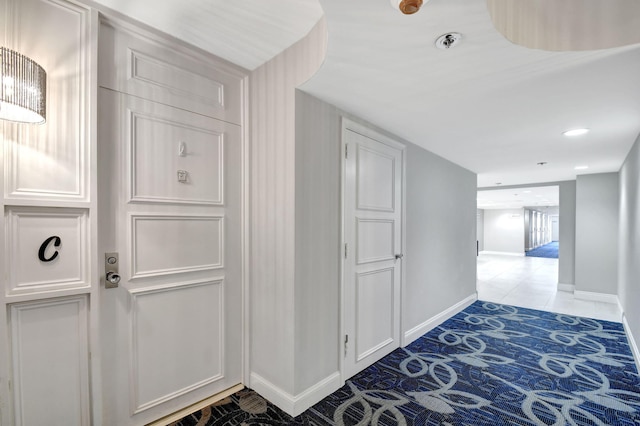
[130,280,224,413]
[356,218,394,264]
[99,22,243,124]
[9,296,90,426]
[129,109,224,205]
[5,207,89,296]
[130,214,223,279]
[356,268,394,362]
[3,0,90,201]
[356,144,395,212]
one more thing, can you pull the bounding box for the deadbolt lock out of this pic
[104,252,120,289]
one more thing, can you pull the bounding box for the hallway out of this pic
[477,253,622,322]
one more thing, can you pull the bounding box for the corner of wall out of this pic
[402,294,477,347]
[250,372,342,417]
[622,315,640,371]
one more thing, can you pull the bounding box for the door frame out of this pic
[339,117,406,382]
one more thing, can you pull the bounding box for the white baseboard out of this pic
[622,315,640,372]
[250,371,341,417]
[557,283,575,292]
[480,251,524,257]
[574,290,619,305]
[402,293,477,347]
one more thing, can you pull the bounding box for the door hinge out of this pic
[344,334,349,357]
[345,144,348,159]
[344,243,348,259]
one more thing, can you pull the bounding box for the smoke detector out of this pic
[435,33,462,49]
[390,0,430,15]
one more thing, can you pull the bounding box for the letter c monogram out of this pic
[38,236,61,262]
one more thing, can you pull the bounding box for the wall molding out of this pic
[403,293,477,347]
[557,283,575,292]
[574,290,619,305]
[479,251,524,257]
[622,315,640,372]
[250,372,341,417]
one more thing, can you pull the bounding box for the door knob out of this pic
[106,271,121,285]
[395,253,404,260]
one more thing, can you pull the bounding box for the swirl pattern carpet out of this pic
[174,301,640,425]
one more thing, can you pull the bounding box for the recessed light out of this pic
[435,33,462,49]
[495,182,502,185]
[537,162,547,166]
[523,190,532,193]
[574,165,589,170]
[563,128,590,137]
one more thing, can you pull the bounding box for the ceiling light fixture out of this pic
[390,0,427,15]
[574,165,589,170]
[563,128,589,137]
[435,33,462,49]
[0,47,46,124]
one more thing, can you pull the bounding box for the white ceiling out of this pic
[91,0,324,70]
[93,0,640,189]
[477,186,559,210]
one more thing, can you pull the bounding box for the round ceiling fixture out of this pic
[435,33,462,49]
[390,0,428,15]
[563,128,590,137]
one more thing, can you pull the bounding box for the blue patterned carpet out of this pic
[526,242,559,258]
[174,301,640,425]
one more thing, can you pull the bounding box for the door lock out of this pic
[104,252,120,289]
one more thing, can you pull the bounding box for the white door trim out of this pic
[339,117,406,382]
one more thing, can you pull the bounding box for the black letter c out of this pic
[38,236,61,262]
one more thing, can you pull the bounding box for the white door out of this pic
[98,89,243,425]
[343,120,404,379]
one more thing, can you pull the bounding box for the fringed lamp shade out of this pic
[0,47,46,124]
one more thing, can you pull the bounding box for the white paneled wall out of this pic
[0,0,96,425]
[249,18,327,414]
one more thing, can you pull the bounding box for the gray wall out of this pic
[618,133,640,347]
[524,209,531,250]
[551,217,559,241]
[294,91,341,393]
[477,209,485,252]
[249,18,327,402]
[483,209,525,254]
[295,90,477,368]
[558,181,576,286]
[575,173,619,295]
[404,142,477,333]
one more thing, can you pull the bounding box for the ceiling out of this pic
[92,0,640,189]
[477,186,559,210]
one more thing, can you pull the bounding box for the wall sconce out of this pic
[0,47,47,124]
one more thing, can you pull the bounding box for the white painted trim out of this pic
[338,116,347,388]
[480,251,525,257]
[574,290,619,305]
[557,283,575,292]
[241,73,251,388]
[622,316,640,372]
[618,298,624,318]
[250,372,341,417]
[402,294,477,347]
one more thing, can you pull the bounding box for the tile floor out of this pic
[477,252,623,323]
